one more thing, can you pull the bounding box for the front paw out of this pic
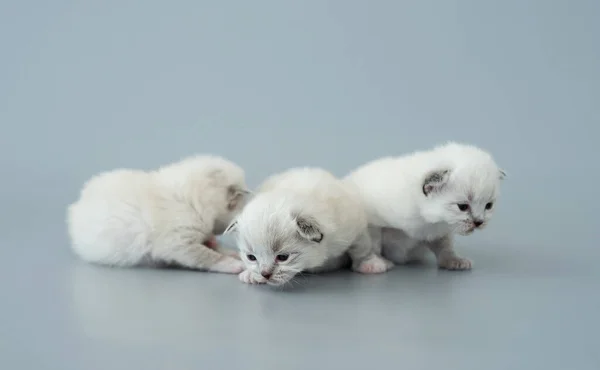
[238,270,267,284]
[353,255,394,274]
[438,256,472,270]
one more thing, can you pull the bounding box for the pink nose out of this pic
[261,271,272,279]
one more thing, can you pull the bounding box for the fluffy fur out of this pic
[66,155,251,273]
[225,167,393,286]
[345,142,506,270]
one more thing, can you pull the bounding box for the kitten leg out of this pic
[204,235,241,260]
[427,236,472,270]
[349,229,394,274]
[151,242,244,274]
[219,249,241,259]
[208,255,245,274]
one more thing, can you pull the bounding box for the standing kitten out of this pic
[66,155,251,273]
[345,142,506,270]
[224,167,393,286]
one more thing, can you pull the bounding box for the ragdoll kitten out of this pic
[345,142,506,270]
[66,155,251,273]
[224,167,393,286]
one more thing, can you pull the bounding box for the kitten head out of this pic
[419,143,506,235]
[203,159,251,235]
[224,193,326,286]
[157,155,251,234]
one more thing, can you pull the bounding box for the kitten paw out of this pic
[353,255,394,274]
[439,257,472,270]
[208,257,245,274]
[238,270,266,284]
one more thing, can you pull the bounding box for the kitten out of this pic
[345,142,506,270]
[224,167,393,286]
[66,155,251,273]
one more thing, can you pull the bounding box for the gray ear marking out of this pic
[422,169,450,196]
[236,187,253,195]
[499,169,507,180]
[227,186,251,210]
[223,219,238,235]
[294,214,323,243]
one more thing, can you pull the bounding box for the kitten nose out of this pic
[261,271,272,279]
[474,220,484,227]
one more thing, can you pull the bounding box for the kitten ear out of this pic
[226,186,251,211]
[293,213,324,243]
[499,169,507,180]
[422,169,450,196]
[223,219,238,235]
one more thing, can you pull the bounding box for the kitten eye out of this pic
[275,254,289,262]
[457,203,470,211]
[485,202,494,210]
[246,254,257,261]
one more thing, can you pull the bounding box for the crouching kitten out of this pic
[66,155,251,273]
[345,142,506,270]
[224,167,393,286]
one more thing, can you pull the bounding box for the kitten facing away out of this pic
[224,167,393,286]
[66,155,251,273]
[345,142,506,270]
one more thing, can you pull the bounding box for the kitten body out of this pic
[226,167,393,286]
[345,142,505,270]
[66,155,250,273]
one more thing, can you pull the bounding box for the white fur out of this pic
[345,142,505,270]
[226,167,393,286]
[66,155,251,273]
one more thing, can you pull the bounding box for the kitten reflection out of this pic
[69,264,242,345]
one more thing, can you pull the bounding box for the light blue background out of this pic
[1,1,598,370]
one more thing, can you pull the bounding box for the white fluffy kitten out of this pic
[67,155,251,273]
[345,142,506,270]
[224,167,393,286]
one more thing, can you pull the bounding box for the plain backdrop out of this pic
[1,1,599,370]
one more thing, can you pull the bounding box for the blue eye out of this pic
[457,203,469,211]
[246,254,256,261]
